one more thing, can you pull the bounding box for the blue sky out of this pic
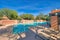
[0,0,60,16]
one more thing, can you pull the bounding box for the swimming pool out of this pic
[12,22,50,34]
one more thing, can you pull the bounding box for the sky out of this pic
[0,0,60,16]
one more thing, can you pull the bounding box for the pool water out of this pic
[12,22,50,34]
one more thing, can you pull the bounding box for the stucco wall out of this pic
[50,16,59,31]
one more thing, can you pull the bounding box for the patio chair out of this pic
[48,28,59,35]
[35,32,51,40]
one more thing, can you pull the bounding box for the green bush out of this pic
[20,14,34,20]
[0,8,18,20]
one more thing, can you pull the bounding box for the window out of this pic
[55,13,58,16]
[57,12,60,17]
[49,14,55,16]
[49,13,59,16]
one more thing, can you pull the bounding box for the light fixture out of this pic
[55,13,58,16]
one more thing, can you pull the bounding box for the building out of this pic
[49,9,60,31]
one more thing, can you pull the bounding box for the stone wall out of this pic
[0,20,46,25]
[21,20,34,24]
[0,20,18,25]
[37,20,46,22]
[20,20,46,24]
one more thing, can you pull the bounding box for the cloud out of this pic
[15,6,42,11]
[0,0,60,15]
[12,2,43,11]
[0,0,43,12]
[18,12,39,16]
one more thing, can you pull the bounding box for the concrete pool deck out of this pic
[0,29,42,40]
[0,26,60,40]
[18,29,44,40]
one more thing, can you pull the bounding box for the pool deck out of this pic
[0,26,60,40]
[18,30,44,40]
[0,28,44,40]
[17,28,60,40]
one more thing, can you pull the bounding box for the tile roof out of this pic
[50,9,60,14]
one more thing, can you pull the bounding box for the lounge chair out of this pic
[30,27,58,40]
[7,32,25,40]
[36,31,57,40]
[17,33,26,40]
[35,33,50,40]
[48,28,59,35]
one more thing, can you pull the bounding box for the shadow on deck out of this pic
[18,29,44,40]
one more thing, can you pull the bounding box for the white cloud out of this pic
[18,12,40,16]
[7,2,43,11]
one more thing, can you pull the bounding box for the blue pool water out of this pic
[12,22,50,34]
